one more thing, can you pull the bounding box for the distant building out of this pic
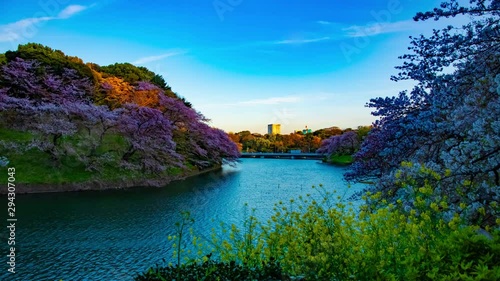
[296,125,312,134]
[268,124,281,135]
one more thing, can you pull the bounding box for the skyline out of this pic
[0,0,467,133]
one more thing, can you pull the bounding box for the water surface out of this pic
[1,158,360,281]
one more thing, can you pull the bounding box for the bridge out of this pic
[240,152,324,160]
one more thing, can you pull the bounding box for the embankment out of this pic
[0,165,221,194]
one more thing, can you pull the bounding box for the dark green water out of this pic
[1,158,360,281]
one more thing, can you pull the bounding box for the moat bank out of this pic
[0,165,222,194]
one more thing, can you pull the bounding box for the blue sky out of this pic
[0,0,464,133]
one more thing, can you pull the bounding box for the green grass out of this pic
[0,127,187,185]
[0,126,33,142]
[327,154,353,165]
[0,149,93,184]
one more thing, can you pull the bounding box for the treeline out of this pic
[0,43,239,182]
[228,126,371,153]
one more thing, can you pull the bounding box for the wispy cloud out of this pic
[343,20,414,37]
[209,35,333,52]
[0,4,90,42]
[58,5,88,19]
[132,50,186,64]
[342,15,471,38]
[274,36,331,45]
[316,20,334,25]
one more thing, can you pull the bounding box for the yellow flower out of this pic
[430,202,439,212]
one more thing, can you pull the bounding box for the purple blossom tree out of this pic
[0,58,112,167]
[0,96,78,162]
[347,0,500,226]
[317,131,360,156]
[135,81,159,91]
[1,57,93,104]
[158,92,239,168]
[0,58,42,100]
[63,102,123,170]
[117,103,182,173]
[183,122,240,168]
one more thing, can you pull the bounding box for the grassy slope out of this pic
[0,127,185,184]
[326,154,353,165]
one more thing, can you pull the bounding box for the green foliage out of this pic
[200,187,499,280]
[326,154,353,165]
[233,130,324,153]
[1,43,188,106]
[135,255,285,281]
[171,211,195,266]
[99,62,185,102]
[99,62,173,92]
[100,62,155,83]
[4,43,95,83]
[313,126,342,139]
[178,95,192,108]
[389,162,500,227]
[424,227,500,280]
[154,168,500,280]
[151,74,170,91]
[233,126,368,153]
[139,211,287,281]
[356,125,371,141]
[0,126,32,142]
[0,53,6,65]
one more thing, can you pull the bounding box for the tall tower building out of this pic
[268,124,281,135]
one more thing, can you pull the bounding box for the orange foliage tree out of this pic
[91,69,165,109]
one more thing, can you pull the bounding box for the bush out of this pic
[199,179,499,280]
[135,255,287,281]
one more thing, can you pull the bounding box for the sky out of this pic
[0,0,467,134]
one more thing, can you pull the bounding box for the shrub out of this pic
[135,255,287,281]
[198,179,499,280]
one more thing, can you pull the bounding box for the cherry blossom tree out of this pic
[347,0,500,226]
[63,102,123,170]
[317,131,360,156]
[117,103,182,173]
[1,57,93,104]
